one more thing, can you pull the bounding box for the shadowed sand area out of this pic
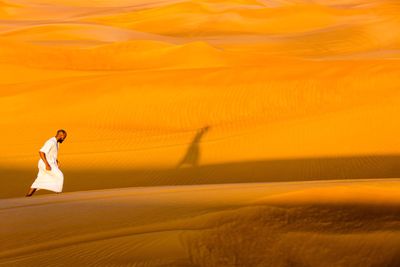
[2,154,400,198]
[1,179,400,266]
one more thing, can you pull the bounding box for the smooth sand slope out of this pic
[1,0,400,172]
[1,179,400,266]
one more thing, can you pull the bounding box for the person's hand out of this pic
[46,164,52,171]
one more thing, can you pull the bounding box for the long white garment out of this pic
[31,137,64,192]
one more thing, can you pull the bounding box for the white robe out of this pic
[31,137,64,192]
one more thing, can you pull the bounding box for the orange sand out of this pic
[1,179,399,266]
[1,1,400,265]
[1,0,399,173]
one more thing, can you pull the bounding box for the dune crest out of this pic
[0,0,399,198]
[1,180,400,266]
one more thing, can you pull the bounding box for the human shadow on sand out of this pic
[176,125,210,169]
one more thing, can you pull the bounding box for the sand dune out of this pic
[1,179,399,266]
[1,1,400,264]
[1,0,399,176]
[1,61,399,170]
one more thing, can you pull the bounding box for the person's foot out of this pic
[26,188,37,197]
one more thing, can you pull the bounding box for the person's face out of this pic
[57,133,67,143]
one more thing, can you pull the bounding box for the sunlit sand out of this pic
[1,0,399,265]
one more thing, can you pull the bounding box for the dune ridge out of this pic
[1,179,400,266]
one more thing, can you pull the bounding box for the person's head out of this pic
[56,129,67,143]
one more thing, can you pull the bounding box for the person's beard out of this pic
[58,139,64,143]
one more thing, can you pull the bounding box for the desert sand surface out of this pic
[1,0,400,265]
[1,179,400,266]
[1,0,400,198]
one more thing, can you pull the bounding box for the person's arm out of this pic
[39,151,52,170]
[39,139,57,171]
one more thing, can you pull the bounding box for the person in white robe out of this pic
[26,129,67,197]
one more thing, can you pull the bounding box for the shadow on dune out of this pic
[1,154,400,198]
[183,203,400,267]
[176,125,210,169]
